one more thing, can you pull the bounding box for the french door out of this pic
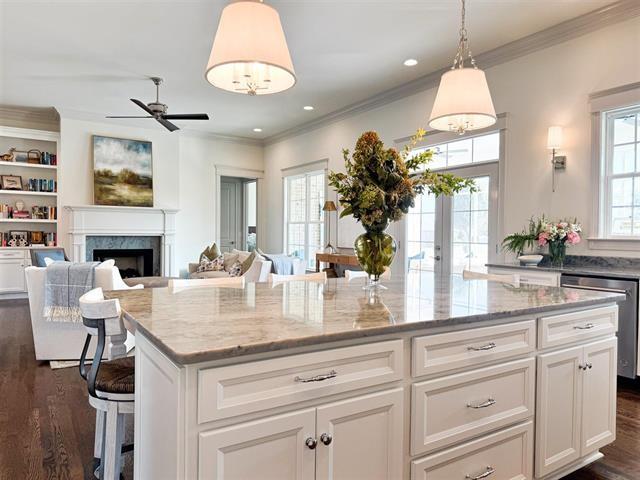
[406,162,499,279]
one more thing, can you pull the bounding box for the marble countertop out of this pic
[486,262,640,280]
[105,273,624,365]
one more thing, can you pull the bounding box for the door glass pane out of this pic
[407,190,436,273]
[473,133,500,162]
[407,213,421,242]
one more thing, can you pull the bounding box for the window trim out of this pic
[589,85,640,249]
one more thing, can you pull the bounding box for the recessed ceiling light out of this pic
[303,105,314,111]
[253,128,263,132]
[404,58,418,67]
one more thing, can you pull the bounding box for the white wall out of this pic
[263,17,640,262]
[57,118,263,276]
[176,134,263,276]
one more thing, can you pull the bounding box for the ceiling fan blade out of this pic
[106,116,153,118]
[162,113,209,120]
[130,98,154,115]
[156,117,179,132]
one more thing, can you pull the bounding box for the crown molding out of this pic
[0,105,60,132]
[589,81,640,100]
[56,107,263,146]
[264,0,640,147]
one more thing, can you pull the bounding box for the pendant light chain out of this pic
[452,0,476,70]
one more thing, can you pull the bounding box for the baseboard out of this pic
[540,451,603,480]
[0,292,28,301]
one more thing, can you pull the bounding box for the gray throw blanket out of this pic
[265,254,298,275]
[44,262,98,322]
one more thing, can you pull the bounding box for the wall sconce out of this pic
[547,126,566,192]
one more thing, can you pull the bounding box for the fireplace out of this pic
[93,248,154,278]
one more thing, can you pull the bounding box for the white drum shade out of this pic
[429,68,496,133]
[205,1,296,95]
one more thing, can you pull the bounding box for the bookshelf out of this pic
[0,126,60,248]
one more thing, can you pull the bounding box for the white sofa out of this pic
[188,258,272,282]
[25,262,141,361]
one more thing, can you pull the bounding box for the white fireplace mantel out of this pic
[64,205,179,276]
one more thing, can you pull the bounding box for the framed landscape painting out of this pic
[93,135,153,207]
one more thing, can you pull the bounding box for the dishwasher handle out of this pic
[560,283,629,295]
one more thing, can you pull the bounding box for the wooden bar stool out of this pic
[79,288,134,480]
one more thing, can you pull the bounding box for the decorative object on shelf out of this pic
[322,200,337,253]
[538,219,582,267]
[502,216,546,257]
[0,148,16,162]
[30,231,44,245]
[93,135,153,207]
[106,77,209,132]
[517,254,544,266]
[1,174,23,190]
[547,126,566,192]
[205,0,296,95]
[429,0,496,135]
[15,200,25,211]
[329,130,474,288]
[8,230,28,247]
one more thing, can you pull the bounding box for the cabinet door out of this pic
[535,345,583,478]
[198,408,316,480]
[315,388,403,480]
[0,258,26,293]
[581,337,617,455]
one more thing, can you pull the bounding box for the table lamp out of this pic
[322,201,337,253]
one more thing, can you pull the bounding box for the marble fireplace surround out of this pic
[65,205,178,276]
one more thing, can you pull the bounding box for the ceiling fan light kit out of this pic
[429,0,496,135]
[205,0,296,95]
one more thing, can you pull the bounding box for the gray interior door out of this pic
[220,179,242,253]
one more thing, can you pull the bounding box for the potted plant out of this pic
[502,216,546,257]
[328,130,474,288]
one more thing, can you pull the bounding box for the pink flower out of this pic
[566,231,581,245]
[538,232,549,246]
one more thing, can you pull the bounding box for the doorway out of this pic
[219,176,258,253]
[405,162,499,280]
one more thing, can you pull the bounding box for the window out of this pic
[284,170,325,269]
[411,131,500,170]
[602,105,640,237]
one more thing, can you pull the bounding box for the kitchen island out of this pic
[106,273,624,480]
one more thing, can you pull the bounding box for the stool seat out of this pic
[95,356,135,395]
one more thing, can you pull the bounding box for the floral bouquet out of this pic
[537,219,581,267]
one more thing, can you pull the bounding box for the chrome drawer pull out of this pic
[294,370,337,383]
[467,397,496,409]
[574,323,595,330]
[305,437,317,449]
[466,466,495,480]
[578,363,593,370]
[467,342,496,352]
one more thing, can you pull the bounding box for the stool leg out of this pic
[94,410,105,464]
[103,402,125,480]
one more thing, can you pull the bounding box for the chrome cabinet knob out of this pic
[305,437,317,450]
[320,433,332,446]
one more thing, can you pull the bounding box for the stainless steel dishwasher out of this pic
[561,273,638,379]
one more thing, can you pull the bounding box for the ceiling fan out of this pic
[106,77,209,132]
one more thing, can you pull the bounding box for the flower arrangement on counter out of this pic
[503,216,582,267]
[328,129,474,286]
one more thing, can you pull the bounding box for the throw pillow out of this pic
[232,248,251,263]
[197,256,224,273]
[34,249,65,267]
[199,242,220,262]
[222,252,240,272]
[240,250,257,274]
[228,260,243,277]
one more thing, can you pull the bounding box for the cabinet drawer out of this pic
[197,339,403,424]
[0,250,26,259]
[412,321,535,377]
[411,358,534,455]
[411,421,533,480]
[489,267,559,287]
[538,305,618,349]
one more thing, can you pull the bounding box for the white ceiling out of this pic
[0,0,616,139]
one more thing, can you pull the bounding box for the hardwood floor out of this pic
[0,298,639,480]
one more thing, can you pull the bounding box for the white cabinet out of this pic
[0,252,27,293]
[199,408,317,480]
[316,389,403,480]
[488,267,560,287]
[535,337,617,477]
[198,389,403,480]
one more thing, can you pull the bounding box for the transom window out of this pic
[412,131,500,170]
[284,170,325,269]
[602,105,640,237]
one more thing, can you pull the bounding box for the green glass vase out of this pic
[548,240,566,268]
[354,227,397,288]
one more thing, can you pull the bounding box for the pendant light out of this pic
[429,0,496,135]
[205,0,296,95]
